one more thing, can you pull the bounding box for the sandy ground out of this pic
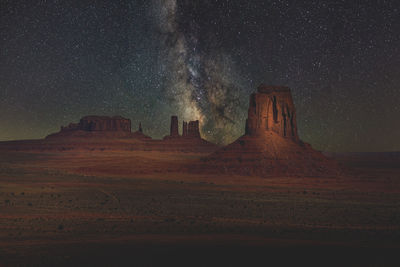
[0,150,400,266]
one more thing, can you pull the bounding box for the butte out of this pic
[200,85,339,177]
[46,115,151,140]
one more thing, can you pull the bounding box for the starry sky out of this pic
[1,0,399,152]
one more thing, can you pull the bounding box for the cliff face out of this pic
[246,85,298,141]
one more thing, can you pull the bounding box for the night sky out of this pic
[1,0,399,152]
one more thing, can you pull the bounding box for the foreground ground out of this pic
[0,150,399,266]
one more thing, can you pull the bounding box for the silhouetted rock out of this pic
[187,120,200,138]
[182,121,188,137]
[46,115,147,139]
[132,122,152,140]
[57,116,131,133]
[79,116,131,132]
[165,116,202,140]
[161,116,217,151]
[170,116,179,137]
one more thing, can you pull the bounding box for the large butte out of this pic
[202,84,339,177]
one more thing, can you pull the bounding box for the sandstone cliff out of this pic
[246,85,298,141]
[201,85,339,176]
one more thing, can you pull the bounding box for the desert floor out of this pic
[0,150,399,266]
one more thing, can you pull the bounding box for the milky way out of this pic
[152,0,248,144]
[1,1,400,151]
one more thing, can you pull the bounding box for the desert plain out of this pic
[0,146,399,266]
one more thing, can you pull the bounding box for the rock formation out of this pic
[170,116,179,137]
[46,116,152,139]
[165,116,201,139]
[182,121,188,137]
[201,85,338,176]
[159,115,217,151]
[41,114,214,152]
[132,122,152,140]
[59,116,131,133]
[187,120,200,138]
[245,85,298,141]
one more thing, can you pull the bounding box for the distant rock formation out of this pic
[170,116,179,137]
[159,115,217,151]
[132,122,152,140]
[59,116,131,133]
[37,113,216,152]
[201,85,339,176]
[46,116,152,139]
[164,116,201,140]
[188,121,201,138]
[182,121,188,137]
